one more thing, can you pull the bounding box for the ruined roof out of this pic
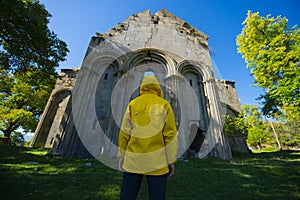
[98,9,209,41]
[156,9,209,39]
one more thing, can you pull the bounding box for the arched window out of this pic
[104,73,108,80]
[178,64,209,131]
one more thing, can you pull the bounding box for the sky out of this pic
[39,0,300,106]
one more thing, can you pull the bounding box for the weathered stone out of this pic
[31,9,248,160]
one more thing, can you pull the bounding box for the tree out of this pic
[240,105,271,148]
[0,0,68,139]
[0,0,68,72]
[0,68,57,138]
[10,131,25,146]
[236,11,300,118]
[268,109,300,147]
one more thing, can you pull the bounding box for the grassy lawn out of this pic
[0,144,299,200]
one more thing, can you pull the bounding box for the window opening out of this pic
[104,73,108,80]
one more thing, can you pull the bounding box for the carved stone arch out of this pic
[31,88,72,148]
[80,53,121,129]
[177,60,213,80]
[177,61,209,155]
[177,60,216,120]
[93,56,120,147]
[82,53,121,75]
[95,59,119,119]
[178,60,232,159]
[125,48,177,77]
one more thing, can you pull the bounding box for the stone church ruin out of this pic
[30,9,248,161]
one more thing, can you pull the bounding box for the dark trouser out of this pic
[120,172,168,200]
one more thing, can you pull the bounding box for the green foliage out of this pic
[223,114,247,136]
[10,131,25,146]
[223,105,275,147]
[0,68,57,137]
[236,11,300,118]
[0,0,68,138]
[223,102,298,149]
[247,125,270,147]
[236,11,300,147]
[239,105,272,147]
[269,110,300,147]
[24,137,32,147]
[282,104,300,146]
[0,0,69,72]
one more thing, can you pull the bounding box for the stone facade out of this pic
[31,9,247,160]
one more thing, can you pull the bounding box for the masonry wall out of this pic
[31,9,247,160]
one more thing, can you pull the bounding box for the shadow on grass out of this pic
[0,144,299,199]
[164,150,300,200]
[0,144,122,200]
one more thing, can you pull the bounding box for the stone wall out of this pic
[31,9,247,160]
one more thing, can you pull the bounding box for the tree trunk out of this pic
[269,120,282,150]
[2,122,19,139]
[3,130,12,138]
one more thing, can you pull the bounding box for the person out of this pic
[117,75,178,200]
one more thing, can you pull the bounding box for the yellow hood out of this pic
[118,75,178,175]
[139,76,163,98]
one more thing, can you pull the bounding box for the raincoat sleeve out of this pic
[117,105,132,158]
[163,104,178,164]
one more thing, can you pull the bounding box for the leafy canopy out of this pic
[240,105,271,147]
[0,69,56,136]
[236,11,300,117]
[0,0,68,72]
[0,0,68,139]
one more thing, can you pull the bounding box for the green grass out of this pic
[0,144,299,200]
[250,146,280,153]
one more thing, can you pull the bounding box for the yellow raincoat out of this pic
[117,76,178,175]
